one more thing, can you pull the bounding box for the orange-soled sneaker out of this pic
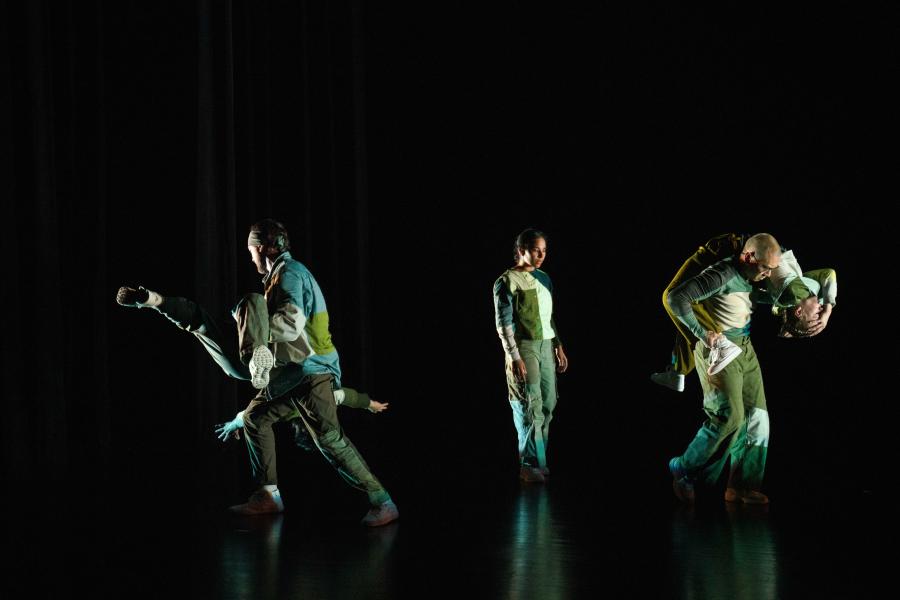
[361,500,399,527]
[724,488,769,505]
[229,489,284,516]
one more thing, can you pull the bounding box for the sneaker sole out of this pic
[738,495,769,505]
[708,347,742,376]
[228,503,284,515]
[362,502,400,527]
[250,346,274,389]
[116,287,142,307]
[362,512,400,527]
[724,488,769,505]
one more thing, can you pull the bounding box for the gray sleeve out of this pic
[666,263,732,341]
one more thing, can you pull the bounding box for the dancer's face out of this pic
[248,245,268,274]
[795,295,824,327]
[519,237,547,270]
[741,250,780,282]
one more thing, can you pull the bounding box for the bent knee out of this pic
[233,293,266,317]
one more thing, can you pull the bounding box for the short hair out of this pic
[250,219,291,253]
[743,233,781,259]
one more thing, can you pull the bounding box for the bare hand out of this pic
[368,400,389,413]
[705,331,723,348]
[513,358,528,382]
[555,346,569,373]
[799,304,832,338]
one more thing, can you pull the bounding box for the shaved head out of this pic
[743,233,781,260]
[739,233,781,282]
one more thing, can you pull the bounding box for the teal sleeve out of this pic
[493,276,514,328]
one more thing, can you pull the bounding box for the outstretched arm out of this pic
[336,387,389,413]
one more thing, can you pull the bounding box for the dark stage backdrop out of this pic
[1,0,895,514]
[1,0,376,502]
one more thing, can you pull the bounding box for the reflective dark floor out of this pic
[3,345,886,598]
[6,463,886,600]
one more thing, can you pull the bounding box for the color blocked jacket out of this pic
[762,249,837,309]
[262,251,342,384]
[493,268,562,361]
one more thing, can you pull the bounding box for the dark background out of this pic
[2,0,895,593]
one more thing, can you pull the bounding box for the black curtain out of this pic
[2,0,110,487]
[1,0,373,498]
[2,0,895,511]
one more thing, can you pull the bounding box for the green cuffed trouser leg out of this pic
[506,339,558,470]
[677,336,769,491]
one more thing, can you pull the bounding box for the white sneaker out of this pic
[361,500,400,527]
[249,345,275,389]
[229,488,284,515]
[707,337,742,376]
[650,369,685,392]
